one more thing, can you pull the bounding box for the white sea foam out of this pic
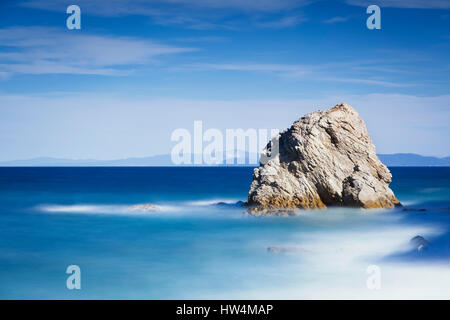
[204,223,449,299]
[399,200,419,206]
[31,203,450,299]
[36,197,246,216]
[35,198,246,216]
[36,203,178,215]
[38,204,122,213]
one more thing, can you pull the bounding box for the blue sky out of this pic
[0,0,449,160]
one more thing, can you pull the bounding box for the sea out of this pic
[0,167,449,299]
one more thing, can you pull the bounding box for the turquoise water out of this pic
[0,167,449,299]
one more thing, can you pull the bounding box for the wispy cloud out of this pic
[322,77,414,87]
[255,15,307,28]
[0,26,194,76]
[345,0,450,9]
[183,63,312,76]
[173,36,228,43]
[20,0,310,14]
[178,61,416,87]
[323,16,350,24]
[19,0,311,29]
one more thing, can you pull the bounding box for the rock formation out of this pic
[247,103,400,214]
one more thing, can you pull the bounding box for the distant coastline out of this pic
[0,153,449,167]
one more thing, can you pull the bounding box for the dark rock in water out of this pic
[267,246,308,254]
[235,201,246,207]
[251,209,298,217]
[267,246,283,254]
[129,203,160,212]
[214,201,246,208]
[402,208,427,212]
[248,103,400,214]
[410,235,431,252]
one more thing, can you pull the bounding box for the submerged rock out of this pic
[129,203,160,212]
[247,103,400,214]
[410,235,431,252]
[214,201,246,208]
[267,246,309,254]
[402,208,427,212]
[251,209,297,217]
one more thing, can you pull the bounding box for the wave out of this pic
[34,198,245,215]
[35,203,179,215]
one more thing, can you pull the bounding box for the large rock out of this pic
[247,103,400,214]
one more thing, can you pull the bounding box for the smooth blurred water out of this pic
[0,167,449,299]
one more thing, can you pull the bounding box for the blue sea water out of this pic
[0,167,449,299]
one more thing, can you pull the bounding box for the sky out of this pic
[0,0,449,161]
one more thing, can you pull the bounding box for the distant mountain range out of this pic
[0,155,174,167]
[0,153,449,167]
[377,153,450,167]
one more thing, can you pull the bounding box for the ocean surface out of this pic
[0,167,449,299]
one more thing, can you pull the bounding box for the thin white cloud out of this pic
[21,0,310,14]
[17,0,450,31]
[19,0,311,29]
[323,16,350,24]
[256,15,307,28]
[165,0,307,12]
[323,77,414,87]
[0,26,195,76]
[345,0,450,9]
[173,36,228,43]
[184,63,311,75]
[179,62,415,87]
